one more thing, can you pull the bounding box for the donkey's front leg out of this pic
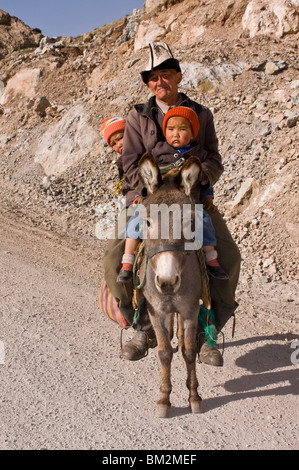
[149,312,173,418]
[182,318,202,414]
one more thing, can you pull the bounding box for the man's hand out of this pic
[203,195,218,211]
[132,195,143,207]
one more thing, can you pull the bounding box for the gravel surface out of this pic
[0,212,298,450]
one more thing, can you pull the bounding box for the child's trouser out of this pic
[125,205,217,246]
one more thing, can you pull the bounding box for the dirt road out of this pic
[0,212,298,450]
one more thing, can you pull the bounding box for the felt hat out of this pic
[100,117,126,146]
[163,106,200,140]
[140,42,181,84]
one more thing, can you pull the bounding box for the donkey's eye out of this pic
[146,219,152,228]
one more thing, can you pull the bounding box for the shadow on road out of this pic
[169,334,298,416]
[204,333,299,413]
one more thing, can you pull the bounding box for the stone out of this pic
[34,36,64,55]
[273,89,290,102]
[0,80,4,101]
[263,256,275,268]
[116,10,141,46]
[265,60,288,75]
[180,61,243,94]
[42,176,51,190]
[35,96,51,117]
[286,114,298,128]
[232,178,259,210]
[265,61,280,75]
[271,113,285,125]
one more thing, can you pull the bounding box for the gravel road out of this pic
[0,213,298,450]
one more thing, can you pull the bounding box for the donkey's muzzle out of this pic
[155,273,181,294]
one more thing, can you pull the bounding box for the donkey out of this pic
[137,153,205,418]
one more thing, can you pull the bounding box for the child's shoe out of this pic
[117,269,133,283]
[116,255,135,283]
[205,249,229,280]
[207,264,229,280]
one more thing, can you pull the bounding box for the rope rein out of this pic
[132,242,147,290]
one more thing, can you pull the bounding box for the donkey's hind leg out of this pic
[182,318,202,414]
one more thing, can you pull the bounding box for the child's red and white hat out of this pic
[100,117,126,146]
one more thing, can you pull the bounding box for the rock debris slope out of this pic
[0,0,298,283]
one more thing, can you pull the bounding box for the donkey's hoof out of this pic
[156,404,171,418]
[190,399,202,414]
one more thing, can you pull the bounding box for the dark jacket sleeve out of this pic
[116,155,123,179]
[122,108,147,189]
[196,106,223,188]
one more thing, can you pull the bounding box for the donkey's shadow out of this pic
[170,334,298,416]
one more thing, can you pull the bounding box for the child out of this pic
[116,106,229,283]
[100,116,126,178]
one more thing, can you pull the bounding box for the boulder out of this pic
[242,0,299,38]
[0,68,41,105]
[34,104,99,175]
[180,61,243,94]
[134,21,165,50]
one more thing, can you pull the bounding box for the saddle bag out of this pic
[98,280,130,329]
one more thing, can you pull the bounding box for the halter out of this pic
[145,243,192,259]
[133,194,197,288]
[133,242,192,290]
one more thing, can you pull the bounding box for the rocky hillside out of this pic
[0,9,42,59]
[0,0,298,283]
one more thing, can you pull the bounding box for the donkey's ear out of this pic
[139,153,163,194]
[179,157,203,196]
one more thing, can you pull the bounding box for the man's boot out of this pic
[120,301,157,361]
[120,328,157,361]
[197,301,238,366]
[198,342,223,367]
[197,330,223,367]
[197,306,223,367]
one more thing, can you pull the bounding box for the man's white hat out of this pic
[140,42,181,83]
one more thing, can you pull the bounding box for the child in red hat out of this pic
[100,116,126,152]
[100,117,126,180]
[116,107,228,283]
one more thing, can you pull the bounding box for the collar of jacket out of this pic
[134,93,203,120]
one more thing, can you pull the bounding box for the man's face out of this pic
[147,69,182,105]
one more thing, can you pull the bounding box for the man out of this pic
[104,42,241,366]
